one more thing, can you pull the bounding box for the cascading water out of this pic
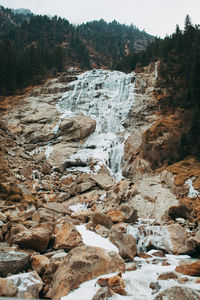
[56,69,135,180]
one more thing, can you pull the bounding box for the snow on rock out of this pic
[76,225,119,252]
[8,271,43,298]
[56,69,135,180]
[69,203,88,213]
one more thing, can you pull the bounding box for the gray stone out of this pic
[0,251,29,277]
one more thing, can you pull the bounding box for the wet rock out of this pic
[97,273,126,295]
[149,281,161,294]
[8,271,43,299]
[0,278,18,297]
[154,286,200,300]
[10,223,52,253]
[175,260,200,276]
[107,211,126,223]
[92,286,114,300]
[109,230,137,260]
[59,114,96,141]
[46,245,125,299]
[157,272,178,280]
[31,255,50,275]
[0,251,29,277]
[54,222,83,251]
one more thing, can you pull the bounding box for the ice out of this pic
[127,218,173,253]
[76,224,119,252]
[56,69,135,180]
[185,178,199,197]
[69,203,88,213]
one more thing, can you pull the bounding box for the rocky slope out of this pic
[0,64,200,299]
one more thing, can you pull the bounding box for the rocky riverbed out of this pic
[0,64,200,299]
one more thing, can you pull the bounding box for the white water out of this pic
[56,69,135,180]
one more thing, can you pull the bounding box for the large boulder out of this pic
[175,260,200,276]
[59,114,96,141]
[46,245,125,299]
[154,286,200,300]
[0,251,29,277]
[109,230,137,260]
[10,223,52,253]
[53,222,83,251]
[0,278,18,297]
[8,271,43,299]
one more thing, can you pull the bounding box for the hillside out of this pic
[0,5,154,96]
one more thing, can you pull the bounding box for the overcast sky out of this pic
[0,0,200,37]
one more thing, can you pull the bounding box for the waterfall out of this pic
[57,69,135,179]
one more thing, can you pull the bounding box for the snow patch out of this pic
[76,225,118,252]
[185,178,199,197]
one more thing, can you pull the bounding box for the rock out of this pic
[0,251,29,277]
[119,205,138,224]
[90,166,115,190]
[32,207,58,223]
[94,224,110,238]
[125,261,137,271]
[11,223,52,253]
[175,260,200,276]
[54,222,83,251]
[97,273,126,295]
[166,224,194,254]
[138,253,152,259]
[59,114,96,141]
[76,180,96,193]
[46,245,125,299]
[71,209,94,223]
[92,286,114,300]
[194,227,200,246]
[31,255,50,275]
[154,286,200,300]
[149,281,161,293]
[107,211,126,223]
[157,272,178,280]
[109,230,137,260]
[44,202,71,214]
[0,278,18,297]
[8,271,43,299]
[152,250,165,257]
[90,212,113,229]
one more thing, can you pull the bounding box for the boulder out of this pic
[97,273,126,295]
[109,230,137,260]
[194,227,200,246]
[11,223,52,253]
[175,260,200,276]
[90,213,113,229]
[154,286,200,300]
[8,271,43,299]
[119,205,138,224]
[107,211,126,223]
[0,278,18,297]
[46,245,125,299]
[90,166,115,190]
[53,222,83,251]
[59,114,96,141]
[157,272,178,280]
[31,255,50,275]
[0,251,29,277]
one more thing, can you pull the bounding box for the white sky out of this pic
[0,0,200,37]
